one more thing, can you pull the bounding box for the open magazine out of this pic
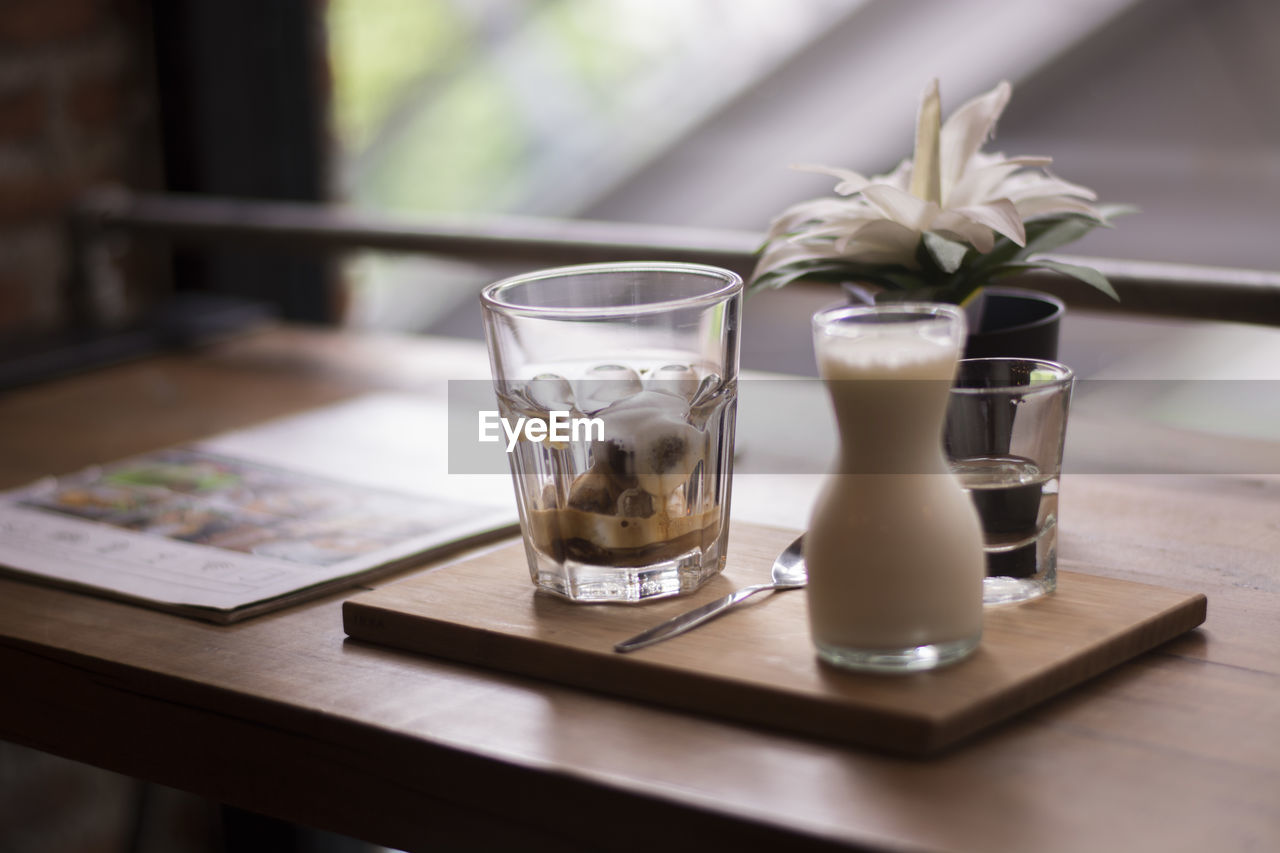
[0,394,517,623]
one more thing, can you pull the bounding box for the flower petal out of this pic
[930,213,996,253]
[832,218,921,256]
[939,81,1012,194]
[765,197,866,240]
[909,79,942,204]
[1002,174,1098,202]
[790,163,871,195]
[991,154,1053,168]
[837,239,920,267]
[752,240,840,281]
[797,214,893,244]
[944,154,1054,207]
[877,159,914,191]
[837,246,919,266]
[1013,196,1103,219]
[861,184,939,232]
[949,198,1026,245]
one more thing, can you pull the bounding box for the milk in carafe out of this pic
[805,304,985,672]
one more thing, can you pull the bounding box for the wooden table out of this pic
[1,321,1278,852]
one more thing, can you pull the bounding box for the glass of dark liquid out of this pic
[945,358,1074,605]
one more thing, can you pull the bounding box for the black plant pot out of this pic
[962,287,1065,361]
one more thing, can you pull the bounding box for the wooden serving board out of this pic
[343,523,1206,755]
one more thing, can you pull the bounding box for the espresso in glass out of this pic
[481,262,741,603]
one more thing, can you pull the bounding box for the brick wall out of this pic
[0,0,156,338]
[0,1,157,844]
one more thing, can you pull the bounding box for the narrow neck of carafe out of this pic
[827,378,954,476]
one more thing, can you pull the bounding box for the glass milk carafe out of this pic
[805,303,985,673]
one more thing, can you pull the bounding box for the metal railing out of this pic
[68,189,1280,327]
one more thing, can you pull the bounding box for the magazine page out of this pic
[0,393,517,620]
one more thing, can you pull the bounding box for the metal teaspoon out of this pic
[614,535,806,653]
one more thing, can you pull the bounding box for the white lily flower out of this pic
[753,79,1107,286]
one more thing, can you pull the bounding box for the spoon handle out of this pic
[613,583,772,653]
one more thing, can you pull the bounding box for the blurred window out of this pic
[328,0,864,217]
[326,0,1280,336]
[326,0,864,332]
